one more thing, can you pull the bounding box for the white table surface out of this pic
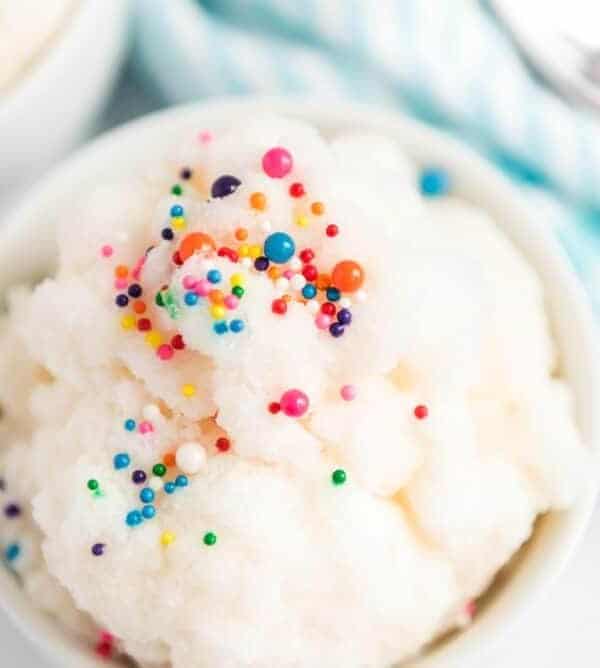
[1,71,599,668]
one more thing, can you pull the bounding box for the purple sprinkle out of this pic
[91,543,105,556]
[4,503,21,519]
[131,470,146,485]
[329,322,345,338]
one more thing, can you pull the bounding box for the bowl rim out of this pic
[0,0,113,116]
[0,97,598,668]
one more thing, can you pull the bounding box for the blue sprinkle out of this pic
[207,269,222,284]
[5,542,20,563]
[140,488,155,504]
[164,482,176,494]
[175,475,188,488]
[326,287,341,302]
[124,419,136,432]
[170,204,184,217]
[419,167,450,197]
[213,321,228,335]
[113,453,131,470]
[264,232,295,264]
[184,291,199,306]
[302,284,317,299]
[230,319,244,333]
[126,510,143,527]
[142,505,156,519]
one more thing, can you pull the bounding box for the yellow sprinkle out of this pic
[248,245,261,260]
[230,273,245,287]
[171,216,186,231]
[239,244,250,257]
[181,384,196,398]
[161,531,175,546]
[120,314,136,330]
[295,215,309,228]
[145,331,162,348]
[210,305,226,320]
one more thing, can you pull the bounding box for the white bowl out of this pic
[0,0,130,210]
[0,99,597,668]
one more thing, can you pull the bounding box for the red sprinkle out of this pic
[172,251,183,266]
[326,224,339,237]
[95,642,112,659]
[171,334,185,350]
[414,405,428,420]
[218,246,240,263]
[137,318,152,332]
[216,437,231,452]
[272,298,287,315]
[299,248,315,264]
[289,182,305,198]
[157,344,174,361]
[302,264,318,282]
[321,302,336,316]
[268,402,281,414]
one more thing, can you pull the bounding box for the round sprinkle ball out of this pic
[340,385,357,401]
[181,383,196,398]
[175,475,189,487]
[302,284,317,299]
[4,503,21,519]
[101,245,113,258]
[332,469,347,485]
[289,182,305,198]
[132,470,146,485]
[230,319,245,333]
[414,405,429,420]
[176,442,207,475]
[272,298,287,315]
[113,453,130,470]
[331,260,365,294]
[419,167,450,197]
[279,389,309,418]
[211,175,241,198]
[326,224,339,237]
[170,204,184,218]
[142,505,156,519]
[152,463,167,477]
[126,510,143,527]
[207,269,222,284]
[268,402,281,414]
[164,482,176,494]
[140,488,155,504]
[91,543,105,556]
[337,308,352,325]
[161,531,175,546]
[178,232,216,262]
[203,532,217,546]
[185,292,199,306]
[87,479,99,491]
[262,147,293,179]
[264,232,295,264]
[216,437,230,452]
[5,543,20,562]
[157,344,174,361]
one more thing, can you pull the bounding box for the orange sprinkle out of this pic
[163,452,176,467]
[282,294,292,303]
[311,201,325,216]
[179,232,216,262]
[268,266,281,280]
[133,301,146,314]
[235,227,248,241]
[209,289,224,304]
[115,265,128,278]
[250,192,267,211]
[316,273,331,290]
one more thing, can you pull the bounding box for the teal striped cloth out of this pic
[134,0,600,311]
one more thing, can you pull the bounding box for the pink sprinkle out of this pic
[114,278,128,290]
[99,631,114,644]
[183,275,198,290]
[224,295,239,310]
[466,600,476,618]
[283,270,294,280]
[195,279,211,297]
[315,313,332,330]
[199,130,213,144]
[279,389,309,418]
[157,344,174,361]
[132,256,146,281]
[95,641,112,659]
[139,421,154,434]
[101,245,113,258]
[340,385,357,401]
[262,147,293,179]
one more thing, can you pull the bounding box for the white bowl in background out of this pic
[0,99,597,668]
[0,0,130,210]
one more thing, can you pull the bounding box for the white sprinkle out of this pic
[306,300,319,314]
[340,297,352,308]
[289,256,302,271]
[355,289,367,303]
[275,277,289,291]
[290,274,306,290]
[241,257,253,268]
[176,442,207,475]
[260,220,272,233]
[149,476,163,492]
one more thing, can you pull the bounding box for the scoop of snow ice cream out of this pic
[0,115,590,668]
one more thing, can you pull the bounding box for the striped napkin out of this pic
[134,0,600,311]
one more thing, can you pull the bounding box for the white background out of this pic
[1,72,599,668]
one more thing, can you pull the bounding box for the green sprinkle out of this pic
[155,291,165,307]
[171,184,183,196]
[331,469,347,486]
[87,479,99,491]
[153,463,167,477]
[203,532,217,546]
[231,286,244,298]
[163,290,181,320]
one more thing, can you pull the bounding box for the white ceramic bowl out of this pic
[0,99,597,668]
[0,0,130,209]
